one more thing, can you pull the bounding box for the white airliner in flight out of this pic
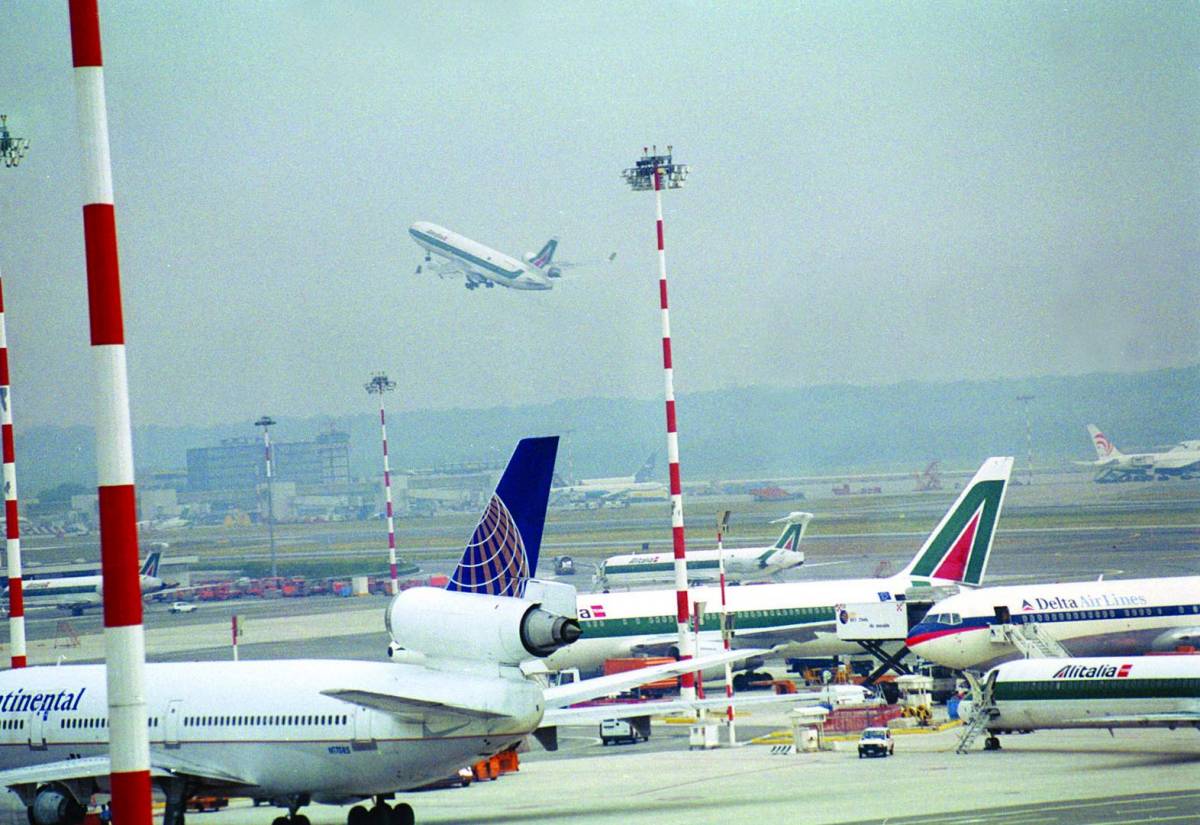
[409,222,562,291]
[594,511,812,588]
[1081,425,1200,482]
[0,436,759,825]
[906,574,1200,670]
[958,656,1200,752]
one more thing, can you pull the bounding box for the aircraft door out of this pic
[164,700,183,748]
[351,705,375,750]
[27,712,47,751]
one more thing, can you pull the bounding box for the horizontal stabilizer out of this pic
[321,688,506,722]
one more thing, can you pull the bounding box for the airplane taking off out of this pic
[906,575,1200,671]
[408,222,564,291]
[1081,425,1200,482]
[545,457,1014,675]
[957,656,1200,752]
[4,549,167,616]
[594,511,812,588]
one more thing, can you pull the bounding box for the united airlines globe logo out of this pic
[448,495,529,597]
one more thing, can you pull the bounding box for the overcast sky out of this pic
[0,2,1196,430]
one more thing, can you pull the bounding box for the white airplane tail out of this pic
[1087,425,1122,459]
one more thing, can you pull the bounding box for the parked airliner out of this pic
[4,550,166,616]
[594,511,811,588]
[906,575,1200,670]
[409,222,561,291]
[0,436,759,825]
[552,452,665,508]
[958,656,1200,752]
[1081,425,1200,482]
[545,457,1014,675]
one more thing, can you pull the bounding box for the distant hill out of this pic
[14,365,1200,497]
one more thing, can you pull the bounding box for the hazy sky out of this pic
[0,2,1196,430]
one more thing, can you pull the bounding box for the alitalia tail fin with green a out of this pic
[897,455,1013,588]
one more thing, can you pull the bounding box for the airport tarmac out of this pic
[106,724,1198,825]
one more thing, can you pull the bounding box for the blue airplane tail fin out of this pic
[447,436,559,598]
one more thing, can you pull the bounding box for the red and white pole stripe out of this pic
[68,3,152,824]
[378,400,398,595]
[0,277,27,668]
[717,528,736,743]
[654,166,695,702]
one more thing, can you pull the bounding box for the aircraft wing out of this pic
[542,648,768,709]
[0,751,254,792]
[543,691,801,726]
[321,689,506,722]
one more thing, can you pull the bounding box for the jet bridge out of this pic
[834,587,958,684]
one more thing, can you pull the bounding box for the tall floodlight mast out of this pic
[255,416,277,578]
[1016,395,1034,487]
[1,117,29,668]
[365,372,400,595]
[622,146,696,701]
[66,3,152,823]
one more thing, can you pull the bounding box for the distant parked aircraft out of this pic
[1080,425,1200,482]
[552,452,665,507]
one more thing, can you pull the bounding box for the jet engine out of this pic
[546,266,562,279]
[385,587,581,665]
[29,785,85,825]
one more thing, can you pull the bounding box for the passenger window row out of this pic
[182,714,349,727]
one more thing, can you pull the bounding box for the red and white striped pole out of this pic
[0,276,27,668]
[68,3,152,824]
[717,520,736,743]
[366,374,399,595]
[653,159,695,702]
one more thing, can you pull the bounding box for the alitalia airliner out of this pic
[408,222,560,291]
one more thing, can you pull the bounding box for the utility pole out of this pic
[1016,395,1034,486]
[622,146,696,701]
[1,114,30,668]
[255,416,277,578]
[67,4,152,823]
[365,372,399,595]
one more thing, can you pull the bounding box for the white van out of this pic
[599,719,645,745]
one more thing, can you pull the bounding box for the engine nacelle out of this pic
[30,785,85,825]
[546,266,562,279]
[385,587,580,665]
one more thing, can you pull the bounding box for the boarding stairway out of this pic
[987,620,1069,659]
[955,670,1000,754]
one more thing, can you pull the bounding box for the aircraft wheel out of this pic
[272,818,289,825]
[389,804,414,825]
[292,816,311,825]
[369,803,392,825]
[984,735,1001,751]
[347,806,369,825]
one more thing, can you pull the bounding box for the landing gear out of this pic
[270,795,312,825]
[465,282,478,290]
[483,281,494,288]
[983,735,1002,751]
[348,797,412,825]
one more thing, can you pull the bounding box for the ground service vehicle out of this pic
[858,727,894,758]
[168,601,196,614]
[600,719,646,745]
